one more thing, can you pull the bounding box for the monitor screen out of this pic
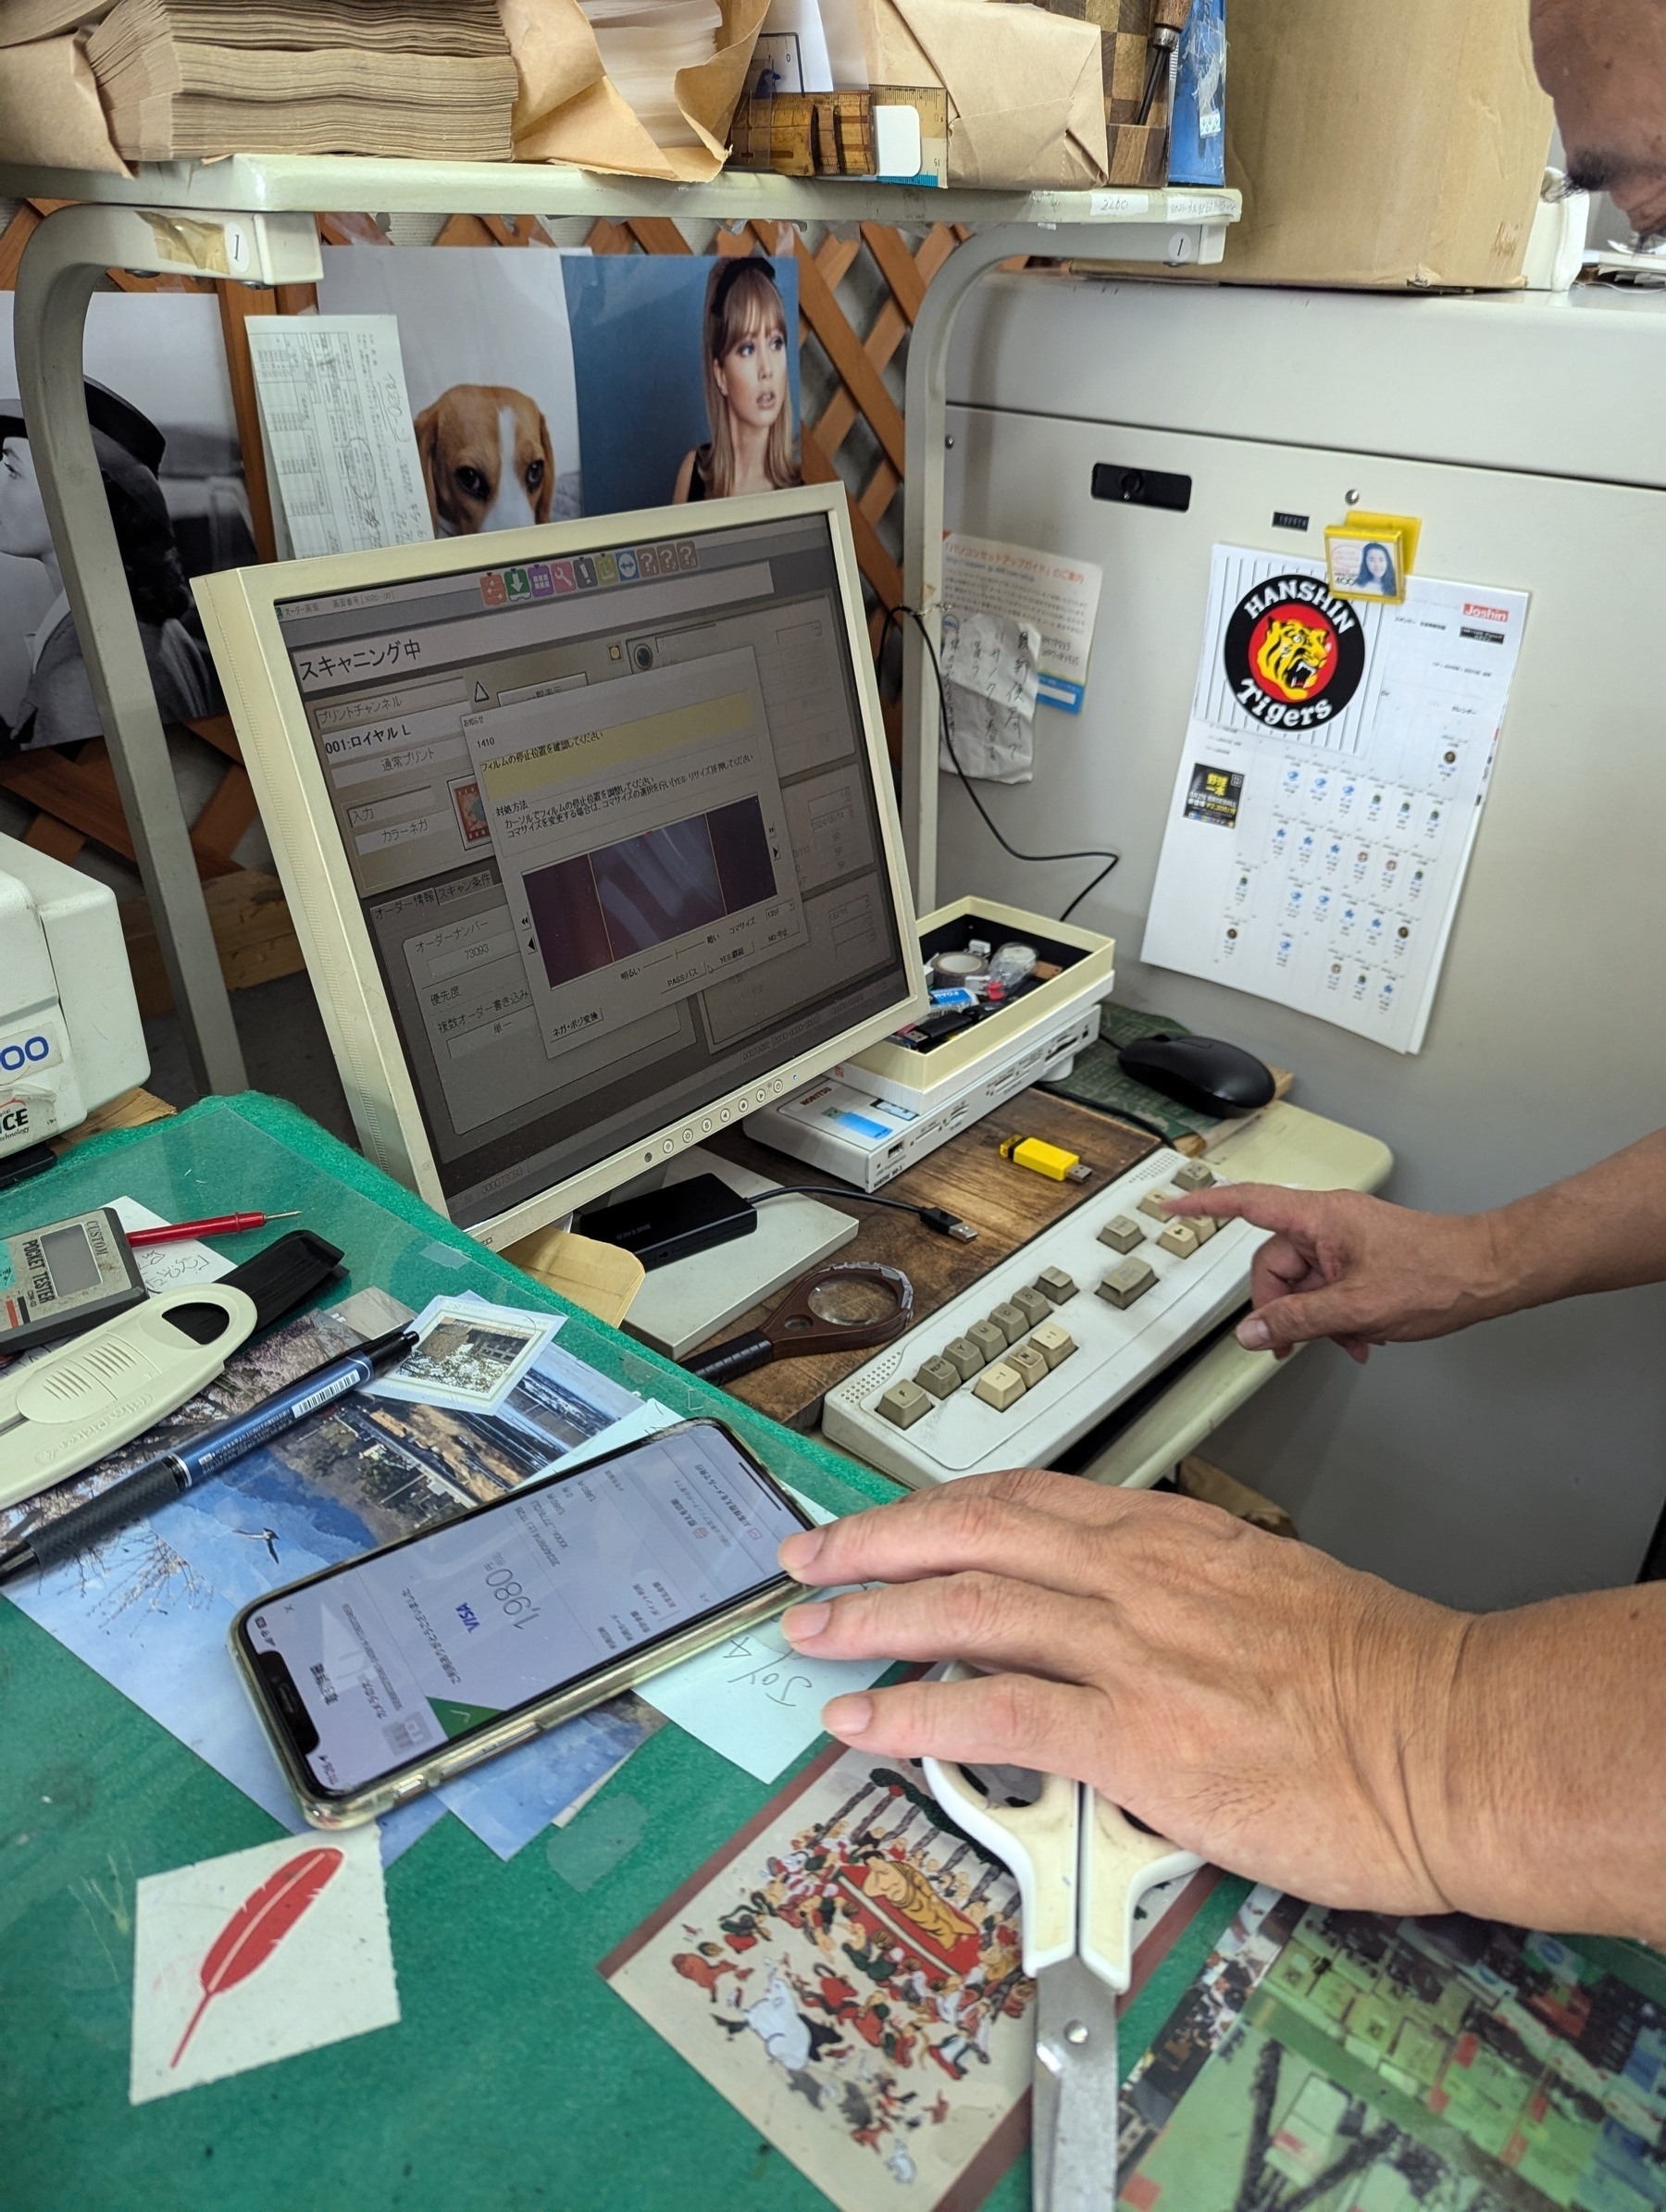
[267,504,914,1228]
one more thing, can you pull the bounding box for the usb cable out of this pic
[750,1185,977,1242]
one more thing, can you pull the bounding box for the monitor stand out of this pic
[620,1149,858,1362]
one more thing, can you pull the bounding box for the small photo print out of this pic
[364,1296,559,1414]
[449,775,491,848]
[1324,526,1405,603]
[1185,763,1245,828]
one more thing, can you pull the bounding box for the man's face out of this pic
[1532,0,1666,239]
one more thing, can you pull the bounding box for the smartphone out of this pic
[230,1418,814,1829]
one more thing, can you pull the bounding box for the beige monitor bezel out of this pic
[195,481,926,1250]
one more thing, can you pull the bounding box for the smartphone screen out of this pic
[238,1422,810,1799]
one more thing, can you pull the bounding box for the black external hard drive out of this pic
[579,1174,757,1271]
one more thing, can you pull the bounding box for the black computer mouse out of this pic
[1117,1032,1276,1118]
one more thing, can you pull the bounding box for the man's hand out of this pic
[780,1471,1467,1914]
[1166,1127,1666,1361]
[1162,1184,1502,1361]
[779,1473,1666,1940]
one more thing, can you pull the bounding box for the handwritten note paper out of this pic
[108,1197,230,1294]
[943,530,1104,714]
[640,1510,891,1795]
[245,316,432,559]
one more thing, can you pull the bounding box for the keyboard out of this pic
[821,1148,1267,1488]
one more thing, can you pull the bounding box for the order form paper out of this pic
[1142,546,1528,1054]
[245,316,431,560]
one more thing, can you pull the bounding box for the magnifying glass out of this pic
[680,1260,914,1386]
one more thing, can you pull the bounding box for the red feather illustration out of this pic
[170,1845,344,2068]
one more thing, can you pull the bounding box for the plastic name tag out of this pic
[0,1283,260,1514]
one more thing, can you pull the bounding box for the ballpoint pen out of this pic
[0,1323,416,1585]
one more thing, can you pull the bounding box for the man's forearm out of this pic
[1412,1581,1666,1940]
[1474,1129,1666,1320]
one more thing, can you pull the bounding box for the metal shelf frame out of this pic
[0,153,1237,1093]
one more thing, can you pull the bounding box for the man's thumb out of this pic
[1237,1288,1350,1351]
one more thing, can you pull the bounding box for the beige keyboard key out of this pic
[1138,1188,1177,1221]
[968,1319,1008,1364]
[1173,1160,1216,1191]
[1011,1285,1052,1328]
[1158,1221,1201,1258]
[1098,1215,1144,1254]
[1189,1214,1217,1243]
[1036,1266,1076,1304]
[1028,1321,1076,1370]
[877,1379,934,1427]
[915,1356,962,1398]
[1008,1343,1049,1390]
[1098,1256,1157,1309]
[973,1361,1027,1410]
[941,1335,986,1380]
[989,1300,1029,1347]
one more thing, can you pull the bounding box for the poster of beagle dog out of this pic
[319,246,802,538]
[320,246,586,535]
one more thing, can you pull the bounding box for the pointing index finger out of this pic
[1164,1180,1320,1231]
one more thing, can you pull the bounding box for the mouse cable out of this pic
[750,1184,976,1241]
[880,603,1121,926]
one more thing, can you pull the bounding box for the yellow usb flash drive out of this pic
[999,1135,1091,1184]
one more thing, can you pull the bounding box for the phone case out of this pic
[229,1418,815,1830]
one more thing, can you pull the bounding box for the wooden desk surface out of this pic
[694,1088,1159,1432]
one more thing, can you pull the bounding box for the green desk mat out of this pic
[0,1094,1239,2212]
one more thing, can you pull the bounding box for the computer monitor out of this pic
[195,483,926,1248]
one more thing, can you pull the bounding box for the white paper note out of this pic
[130,1827,398,2103]
[1141,546,1529,1055]
[639,1609,890,1783]
[942,531,1104,713]
[245,316,432,559]
[107,1197,232,1295]
[639,1485,890,1783]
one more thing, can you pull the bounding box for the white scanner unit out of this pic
[0,836,148,1156]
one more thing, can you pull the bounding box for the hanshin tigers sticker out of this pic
[1223,574,1365,730]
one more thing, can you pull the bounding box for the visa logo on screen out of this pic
[456,1602,481,1633]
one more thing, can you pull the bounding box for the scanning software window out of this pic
[278,515,909,1224]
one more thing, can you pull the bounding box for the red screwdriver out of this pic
[125,1210,302,1247]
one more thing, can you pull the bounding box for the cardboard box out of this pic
[1215,0,1553,289]
[1076,0,1551,288]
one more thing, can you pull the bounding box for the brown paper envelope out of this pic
[0,34,130,173]
[498,0,607,138]
[859,0,1107,188]
[504,0,767,179]
[500,1226,645,1329]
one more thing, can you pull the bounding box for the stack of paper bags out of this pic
[82,0,519,162]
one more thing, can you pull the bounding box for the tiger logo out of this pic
[1254,615,1334,702]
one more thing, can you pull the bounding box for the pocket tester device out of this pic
[0,1206,148,1357]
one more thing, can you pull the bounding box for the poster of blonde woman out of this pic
[673,255,803,504]
[563,251,802,517]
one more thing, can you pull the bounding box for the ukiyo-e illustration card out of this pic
[603,1743,1218,2211]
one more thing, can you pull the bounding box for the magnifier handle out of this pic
[681,1330,776,1385]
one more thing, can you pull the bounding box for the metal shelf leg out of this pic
[14,205,248,1094]
[901,217,1216,914]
